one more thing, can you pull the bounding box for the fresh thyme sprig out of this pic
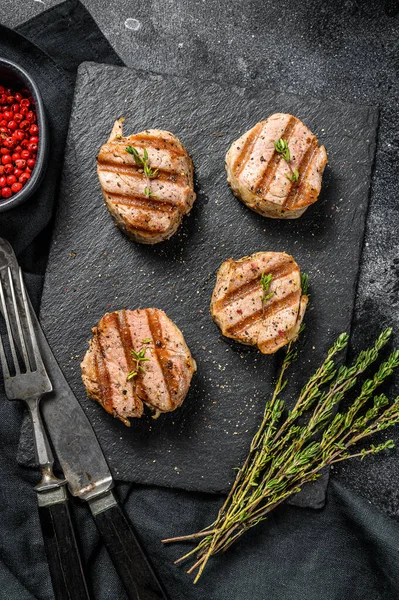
[126,146,159,179]
[126,146,159,198]
[285,167,300,182]
[274,138,300,182]
[260,272,274,303]
[274,138,291,162]
[300,272,309,296]
[163,327,399,583]
[126,344,151,381]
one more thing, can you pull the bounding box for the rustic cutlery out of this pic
[0,266,90,600]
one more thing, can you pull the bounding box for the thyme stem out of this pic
[163,328,399,582]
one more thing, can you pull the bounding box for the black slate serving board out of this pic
[38,62,378,498]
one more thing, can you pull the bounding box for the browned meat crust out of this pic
[225,113,328,219]
[210,252,308,354]
[97,119,196,243]
[81,308,196,426]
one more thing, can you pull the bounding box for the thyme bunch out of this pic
[163,328,399,583]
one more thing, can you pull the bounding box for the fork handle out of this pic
[38,487,91,600]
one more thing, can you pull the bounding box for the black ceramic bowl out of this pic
[0,57,49,212]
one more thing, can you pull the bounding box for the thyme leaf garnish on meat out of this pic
[163,327,399,582]
[260,272,274,303]
[126,146,159,198]
[127,347,151,381]
[274,138,291,162]
[126,145,143,165]
[274,138,301,181]
[125,146,159,179]
[285,167,300,183]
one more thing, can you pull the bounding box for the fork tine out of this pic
[18,267,44,371]
[8,267,31,373]
[0,335,10,379]
[0,273,20,375]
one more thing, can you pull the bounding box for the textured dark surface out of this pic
[38,61,377,497]
[0,3,399,600]
[2,0,398,517]
[4,0,399,518]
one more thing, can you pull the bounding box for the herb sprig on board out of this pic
[301,272,309,296]
[163,327,399,582]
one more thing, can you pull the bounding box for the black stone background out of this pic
[37,61,378,504]
[0,1,398,599]
[3,0,398,517]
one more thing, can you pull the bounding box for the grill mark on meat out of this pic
[255,116,297,194]
[214,260,298,312]
[146,309,172,404]
[226,290,299,336]
[82,308,195,424]
[116,310,148,405]
[97,160,187,186]
[105,191,178,214]
[119,221,170,235]
[110,213,168,234]
[283,139,319,210]
[98,123,196,244]
[225,114,327,220]
[124,134,187,157]
[232,122,264,177]
[93,329,113,414]
[127,220,170,235]
[98,163,186,188]
[114,311,133,373]
[260,333,292,352]
[105,204,174,234]
[261,293,303,351]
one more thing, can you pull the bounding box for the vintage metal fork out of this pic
[0,266,64,492]
[0,266,90,600]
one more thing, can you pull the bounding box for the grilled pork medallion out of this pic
[81,308,196,426]
[210,252,308,354]
[97,119,196,243]
[225,113,328,219]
